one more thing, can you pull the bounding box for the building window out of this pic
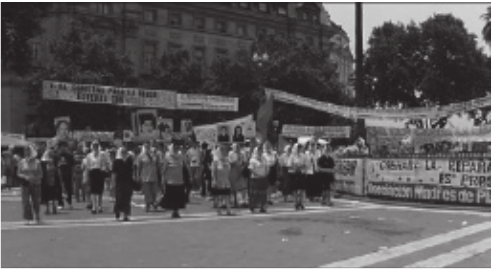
[277,5,287,16]
[96,3,113,15]
[194,17,205,30]
[168,43,182,55]
[31,42,40,62]
[257,27,267,38]
[143,42,157,73]
[258,3,268,13]
[143,9,157,23]
[215,20,227,33]
[239,3,249,9]
[306,36,314,46]
[193,47,206,65]
[312,14,319,23]
[169,13,182,26]
[237,24,247,37]
[215,48,228,60]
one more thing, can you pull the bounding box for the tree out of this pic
[143,49,204,93]
[27,19,136,134]
[364,14,490,108]
[482,6,491,45]
[1,3,51,75]
[204,34,353,127]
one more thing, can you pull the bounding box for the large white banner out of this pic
[266,88,491,120]
[193,115,255,143]
[43,81,177,109]
[176,93,239,112]
[282,125,351,138]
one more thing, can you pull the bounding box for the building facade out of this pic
[3,3,354,134]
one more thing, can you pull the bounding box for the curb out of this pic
[336,194,491,213]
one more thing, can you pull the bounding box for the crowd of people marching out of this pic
[2,138,341,226]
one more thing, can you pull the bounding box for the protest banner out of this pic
[333,158,365,196]
[43,81,177,109]
[72,131,115,142]
[176,93,238,112]
[193,115,255,143]
[282,125,351,138]
[365,158,491,206]
[266,88,491,120]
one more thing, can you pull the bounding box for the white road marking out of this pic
[1,206,376,231]
[376,205,491,218]
[405,238,491,268]
[320,221,491,268]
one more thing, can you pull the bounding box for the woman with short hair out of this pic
[86,141,110,214]
[17,146,43,225]
[112,147,134,221]
[40,149,59,215]
[136,142,160,212]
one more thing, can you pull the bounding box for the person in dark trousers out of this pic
[200,143,213,198]
[317,145,336,206]
[112,147,134,221]
[55,142,75,210]
[161,142,188,219]
[17,146,43,225]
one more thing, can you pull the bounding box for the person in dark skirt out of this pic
[278,145,292,202]
[200,143,213,198]
[112,147,134,221]
[86,141,110,214]
[288,144,307,210]
[317,145,336,206]
[211,144,233,216]
[161,141,187,219]
[304,142,320,202]
[40,149,59,215]
[248,144,270,213]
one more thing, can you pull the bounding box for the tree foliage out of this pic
[1,3,51,75]
[27,19,136,134]
[482,6,491,45]
[204,34,353,127]
[364,14,491,107]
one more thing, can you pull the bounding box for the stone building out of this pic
[2,2,354,134]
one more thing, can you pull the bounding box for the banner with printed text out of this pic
[334,158,365,196]
[176,93,239,112]
[365,158,491,206]
[43,81,177,109]
[266,88,491,120]
[282,125,351,138]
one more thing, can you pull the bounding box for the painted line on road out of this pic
[1,206,377,231]
[378,205,491,218]
[320,221,491,268]
[405,238,491,268]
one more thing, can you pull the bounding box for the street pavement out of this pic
[1,188,491,268]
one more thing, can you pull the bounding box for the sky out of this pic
[323,2,491,56]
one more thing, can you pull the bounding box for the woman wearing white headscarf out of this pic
[136,142,160,212]
[288,144,307,210]
[17,145,43,225]
[112,146,134,221]
[278,145,293,202]
[228,143,248,207]
[161,141,188,219]
[86,140,111,214]
[248,144,270,213]
[212,144,233,216]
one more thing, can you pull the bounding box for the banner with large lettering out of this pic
[334,158,365,196]
[43,81,177,109]
[266,88,491,120]
[176,93,239,112]
[366,158,491,206]
[282,125,351,138]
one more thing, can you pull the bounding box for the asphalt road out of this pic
[1,189,491,268]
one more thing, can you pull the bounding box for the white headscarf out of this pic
[41,150,53,162]
[116,147,127,160]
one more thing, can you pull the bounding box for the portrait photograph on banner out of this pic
[231,124,246,143]
[134,110,158,139]
[181,119,194,135]
[157,117,174,143]
[54,116,71,141]
[217,124,231,143]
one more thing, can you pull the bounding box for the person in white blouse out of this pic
[248,145,270,213]
[305,141,320,202]
[288,144,307,210]
[278,145,292,202]
[262,142,278,205]
[228,143,248,207]
[86,141,111,214]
